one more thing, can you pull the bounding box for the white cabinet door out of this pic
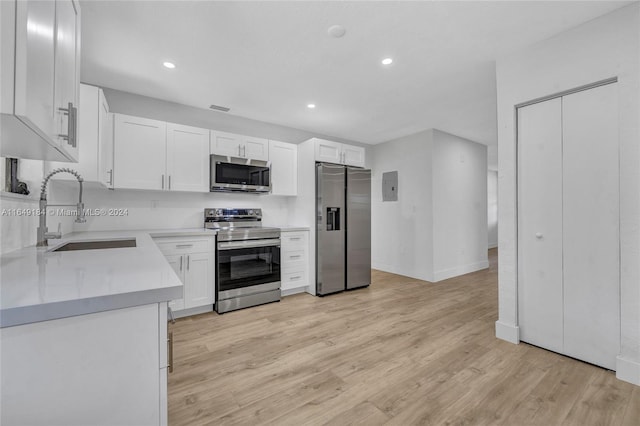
[243,135,269,161]
[184,252,213,308]
[166,123,209,192]
[517,98,564,354]
[53,0,80,161]
[562,83,619,370]
[98,90,113,188]
[211,130,243,157]
[269,140,297,196]
[0,304,161,426]
[315,139,343,164]
[48,84,112,187]
[211,131,269,160]
[47,83,98,181]
[113,114,167,190]
[343,144,365,167]
[166,254,185,311]
[13,0,57,143]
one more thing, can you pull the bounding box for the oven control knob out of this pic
[248,209,254,215]
[215,209,223,216]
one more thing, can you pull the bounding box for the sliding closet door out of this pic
[562,83,619,370]
[517,98,564,353]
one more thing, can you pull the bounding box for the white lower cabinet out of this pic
[0,302,170,426]
[154,236,215,316]
[280,230,310,295]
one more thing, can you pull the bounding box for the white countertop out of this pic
[0,228,216,328]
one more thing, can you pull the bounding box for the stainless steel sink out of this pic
[50,238,137,252]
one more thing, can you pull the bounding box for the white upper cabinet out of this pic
[113,114,209,192]
[210,130,269,161]
[166,124,209,192]
[342,144,366,168]
[48,84,113,187]
[54,0,80,161]
[0,0,80,162]
[98,89,114,188]
[114,114,167,191]
[314,138,365,167]
[242,135,269,161]
[315,139,343,164]
[269,140,297,196]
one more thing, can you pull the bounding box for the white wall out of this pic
[371,130,434,281]
[432,130,488,281]
[371,129,488,282]
[72,187,294,232]
[495,4,640,385]
[1,160,77,254]
[487,170,498,249]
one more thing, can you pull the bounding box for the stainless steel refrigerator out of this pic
[316,163,371,295]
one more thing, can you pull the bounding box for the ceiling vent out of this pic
[209,104,230,112]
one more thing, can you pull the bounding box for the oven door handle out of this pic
[218,239,281,250]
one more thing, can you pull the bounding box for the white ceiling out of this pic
[80,0,632,168]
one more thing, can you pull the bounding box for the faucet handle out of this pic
[45,223,62,240]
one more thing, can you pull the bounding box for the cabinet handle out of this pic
[162,174,165,189]
[168,175,172,190]
[290,275,301,280]
[290,254,301,259]
[238,145,242,156]
[107,169,113,186]
[70,103,77,147]
[187,255,190,270]
[289,237,301,241]
[179,256,183,271]
[168,331,174,373]
[175,244,193,248]
[58,102,77,147]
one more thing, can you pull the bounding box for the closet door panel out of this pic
[517,98,564,352]
[562,83,619,370]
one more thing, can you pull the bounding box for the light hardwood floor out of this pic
[168,249,639,425]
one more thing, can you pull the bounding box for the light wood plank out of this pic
[168,249,640,425]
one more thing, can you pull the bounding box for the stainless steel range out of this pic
[205,208,281,314]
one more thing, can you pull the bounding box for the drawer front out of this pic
[155,238,212,255]
[281,270,308,290]
[281,249,307,272]
[281,231,308,249]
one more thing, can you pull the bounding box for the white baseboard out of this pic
[433,260,489,282]
[495,320,520,344]
[282,287,307,297]
[172,304,214,319]
[616,355,640,386]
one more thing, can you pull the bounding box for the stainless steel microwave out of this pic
[210,154,271,193]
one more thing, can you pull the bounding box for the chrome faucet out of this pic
[37,168,86,247]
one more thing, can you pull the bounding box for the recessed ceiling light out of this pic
[163,61,176,69]
[327,25,346,38]
[381,58,393,65]
[307,104,316,109]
